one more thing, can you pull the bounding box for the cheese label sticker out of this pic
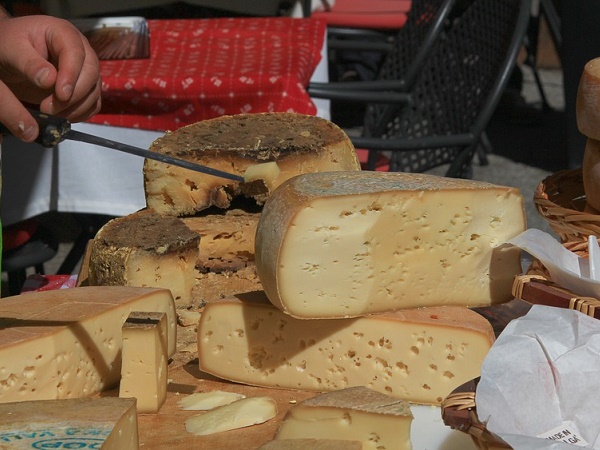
[537,421,590,447]
[0,427,110,448]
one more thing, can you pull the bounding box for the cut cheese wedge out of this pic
[197,292,495,405]
[0,397,138,449]
[119,312,168,414]
[255,171,526,318]
[0,286,176,403]
[88,208,199,309]
[274,386,413,450]
[144,112,360,216]
[184,396,277,436]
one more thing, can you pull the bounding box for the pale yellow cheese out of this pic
[255,171,526,318]
[197,292,495,405]
[144,112,360,216]
[0,397,138,449]
[177,390,246,411]
[243,161,282,191]
[184,396,277,436]
[275,386,412,450]
[88,209,199,309]
[0,286,176,403]
[259,439,363,450]
[119,312,168,414]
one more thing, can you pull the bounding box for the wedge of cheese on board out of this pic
[274,386,413,450]
[88,208,199,309]
[0,286,176,403]
[0,397,138,449]
[259,439,362,450]
[197,292,495,405]
[255,171,526,318]
[119,312,168,414]
[144,112,360,216]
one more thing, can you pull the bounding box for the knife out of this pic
[0,109,245,182]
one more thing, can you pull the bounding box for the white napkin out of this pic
[476,305,600,449]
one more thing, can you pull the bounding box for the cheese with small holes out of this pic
[255,171,526,318]
[274,386,412,450]
[0,397,138,449]
[88,208,199,309]
[259,439,363,450]
[119,312,168,413]
[197,291,495,405]
[144,112,360,216]
[0,286,176,403]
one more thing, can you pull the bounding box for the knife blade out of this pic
[0,109,245,182]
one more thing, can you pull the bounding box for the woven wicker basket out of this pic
[534,168,600,254]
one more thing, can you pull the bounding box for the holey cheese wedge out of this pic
[144,112,360,216]
[0,286,176,403]
[255,171,526,318]
[197,292,495,405]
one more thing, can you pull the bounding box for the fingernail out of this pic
[20,121,37,142]
[35,68,50,86]
[63,84,73,97]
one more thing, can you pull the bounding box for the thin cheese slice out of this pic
[119,312,168,413]
[255,171,526,318]
[0,397,138,449]
[197,292,495,405]
[178,390,246,411]
[0,286,176,403]
[184,396,277,436]
[275,386,412,450]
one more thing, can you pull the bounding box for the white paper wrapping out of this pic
[476,305,600,449]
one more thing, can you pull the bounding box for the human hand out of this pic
[0,14,101,142]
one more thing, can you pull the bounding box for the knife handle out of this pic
[0,108,71,147]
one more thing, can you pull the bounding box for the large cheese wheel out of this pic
[0,286,176,403]
[143,112,360,216]
[197,291,495,405]
[88,208,200,309]
[255,171,526,319]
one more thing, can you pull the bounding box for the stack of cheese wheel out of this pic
[86,112,527,416]
[578,57,600,212]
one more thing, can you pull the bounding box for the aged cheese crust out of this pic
[197,292,495,405]
[143,112,360,216]
[88,209,200,308]
[255,171,526,318]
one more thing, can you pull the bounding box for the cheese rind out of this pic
[119,312,168,413]
[197,292,495,405]
[255,171,526,318]
[275,386,413,450]
[144,112,360,216]
[0,397,138,449]
[88,208,199,309]
[0,286,176,403]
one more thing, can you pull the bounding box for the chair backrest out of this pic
[364,0,531,177]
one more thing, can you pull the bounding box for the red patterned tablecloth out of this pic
[88,17,326,132]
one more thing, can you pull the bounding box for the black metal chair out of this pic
[309,0,532,178]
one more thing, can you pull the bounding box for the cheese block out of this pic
[255,171,526,318]
[119,312,168,413]
[181,208,260,270]
[274,386,412,450]
[259,439,363,450]
[576,59,600,211]
[0,286,176,403]
[577,57,600,141]
[144,112,360,216]
[88,208,199,309]
[0,397,138,449]
[197,292,495,405]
